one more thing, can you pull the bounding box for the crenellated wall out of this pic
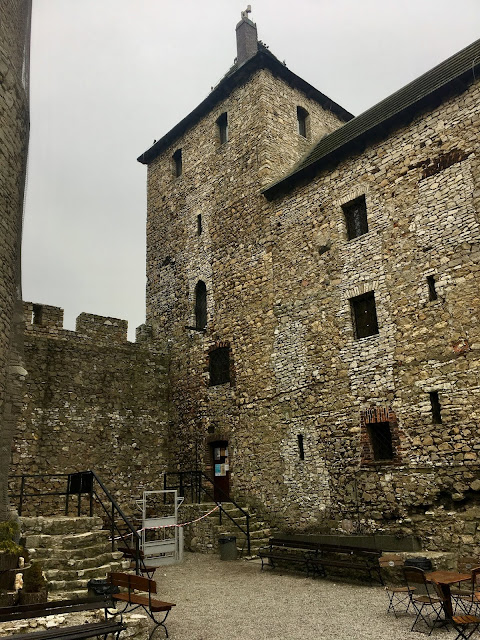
[11,303,170,510]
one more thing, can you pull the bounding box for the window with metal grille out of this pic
[195,281,207,330]
[342,195,368,239]
[429,391,442,424]
[217,112,228,145]
[367,422,394,461]
[173,148,182,177]
[350,291,379,339]
[209,347,230,386]
[297,106,308,138]
[427,275,438,301]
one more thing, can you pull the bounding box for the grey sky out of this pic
[23,1,480,340]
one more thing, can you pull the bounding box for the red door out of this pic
[211,440,230,502]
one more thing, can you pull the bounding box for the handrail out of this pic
[163,470,251,555]
[10,471,144,575]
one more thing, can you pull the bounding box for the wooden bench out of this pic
[307,544,384,584]
[258,538,320,575]
[0,595,126,639]
[117,546,157,579]
[108,572,175,639]
[259,537,383,584]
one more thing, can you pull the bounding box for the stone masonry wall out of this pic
[10,303,170,514]
[144,50,480,556]
[0,0,31,520]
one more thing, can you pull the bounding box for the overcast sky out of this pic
[23,0,480,340]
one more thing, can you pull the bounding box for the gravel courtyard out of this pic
[158,552,435,640]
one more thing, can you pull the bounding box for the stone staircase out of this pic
[21,516,128,597]
[210,503,271,557]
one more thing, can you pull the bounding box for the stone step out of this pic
[31,542,112,562]
[45,560,124,583]
[21,516,104,536]
[39,551,124,571]
[25,530,111,550]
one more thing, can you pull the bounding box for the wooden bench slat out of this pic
[0,621,125,640]
[113,593,175,612]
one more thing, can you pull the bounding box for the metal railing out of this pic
[10,470,144,574]
[163,470,251,555]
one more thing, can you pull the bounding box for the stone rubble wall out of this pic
[144,48,480,556]
[10,303,170,512]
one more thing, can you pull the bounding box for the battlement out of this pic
[23,302,128,344]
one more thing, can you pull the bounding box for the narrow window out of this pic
[367,422,394,461]
[296,106,308,138]
[427,275,438,301]
[195,281,207,330]
[297,434,305,460]
[197,214,202,236]
[342,195,368,240]
[209,347,230,386]
[430,391,442,424]
[173,149,182,177]
[217,112,228,145]
[32,304,43,325]
[350,291,379,339]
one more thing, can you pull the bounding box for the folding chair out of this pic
[403,566,446,635]
[454,566,480,615]
[450,614,480,640]
[381,554,415,617]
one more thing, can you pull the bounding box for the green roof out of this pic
[264,38,480,200]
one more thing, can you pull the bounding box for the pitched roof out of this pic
[137,45,353,165]
[263,38,480,200]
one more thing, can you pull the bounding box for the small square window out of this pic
[342,195,368,240]
[367,422,394,461]
[209,347,230,386]
[350,291,379,339]
[173,149,182,177]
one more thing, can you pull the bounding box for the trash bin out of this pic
[219,536,237,561]
[87,578,119,598]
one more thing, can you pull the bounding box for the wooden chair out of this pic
[450,614,480,640]
[380,554,415,617]
[403,566,446,635]
[453,566,480,615]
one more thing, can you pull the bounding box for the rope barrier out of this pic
[137,504,220,532]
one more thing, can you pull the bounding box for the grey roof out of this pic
[263,38,480,200]
[137,45,353,165]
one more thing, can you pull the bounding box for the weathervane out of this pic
[241,5,252,20]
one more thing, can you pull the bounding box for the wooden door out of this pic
[211,440,230,501]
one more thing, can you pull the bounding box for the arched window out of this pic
[195,281,207,330]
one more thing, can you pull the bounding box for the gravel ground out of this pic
[156,552,441,640]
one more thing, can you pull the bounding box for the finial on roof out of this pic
[241,5,252,20]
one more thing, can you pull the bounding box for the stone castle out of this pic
[10,12,480,554]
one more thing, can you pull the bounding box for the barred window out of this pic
[343,195,368,240]
[350,291,379,339]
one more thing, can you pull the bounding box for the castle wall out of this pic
[145,53,480,553]
[10,303,170,511]
[0,0,31,520]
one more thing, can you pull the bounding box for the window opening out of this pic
[427,275,438,301]
[197,214,202,236]
[350,291,379,339]
[195,281,207,330]
[296,106,308,138]
[209,347,230,386]
[217,112,228,145]
[173,149,182,177]
[297,434,305,460]
[32,304,43,325]
[429,391,442,424]
[342,195,368,240]
[366,422,394,461]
